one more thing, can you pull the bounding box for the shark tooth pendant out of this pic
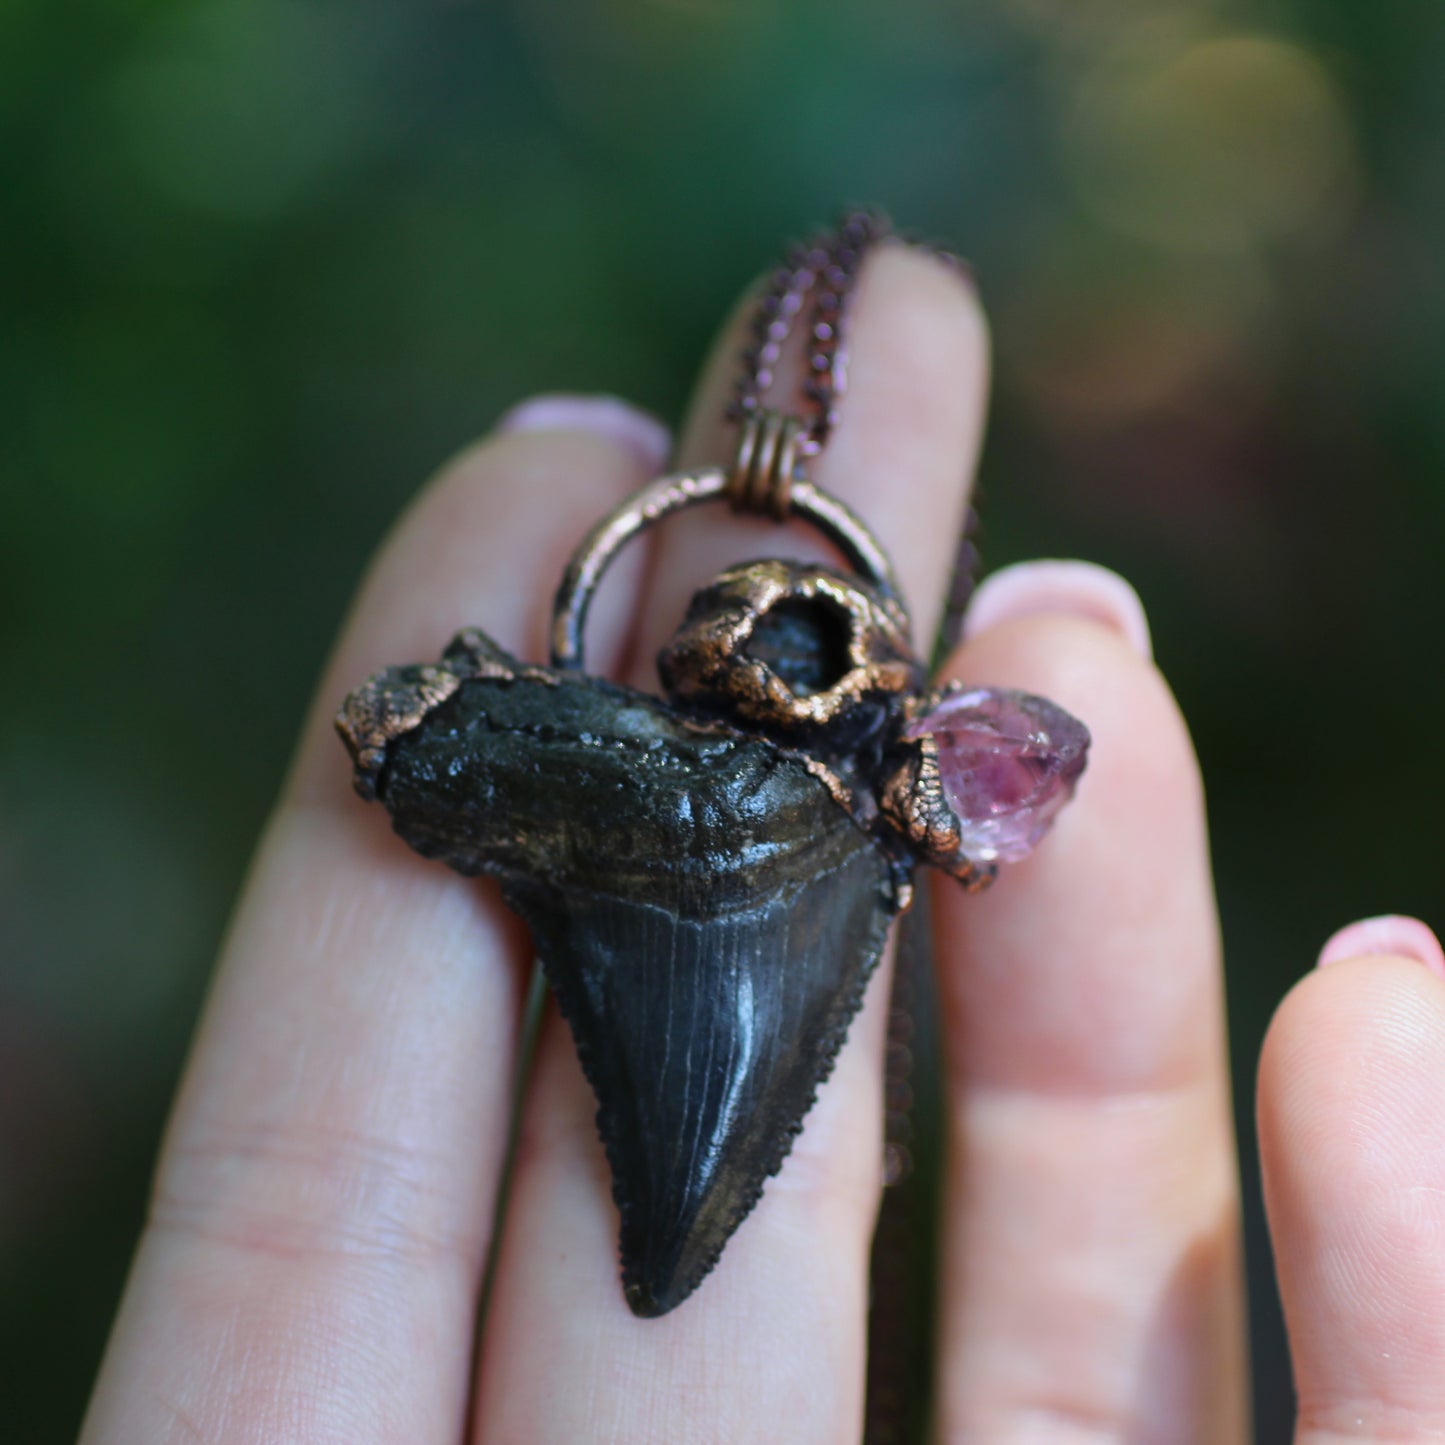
[335,213,1090,1317]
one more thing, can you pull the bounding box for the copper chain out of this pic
[723,209,972,565]
[727,208,890,458]
[723,210,887,517]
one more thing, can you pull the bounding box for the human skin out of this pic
[80,246,1445,1444]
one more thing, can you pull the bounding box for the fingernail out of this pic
[497,393,672,473]
[1317,915,1445,977]
[962,559,1152,660]
[919,244,976,293]
[890,238,980,305]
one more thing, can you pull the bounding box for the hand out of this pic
[80,246,1445,1443]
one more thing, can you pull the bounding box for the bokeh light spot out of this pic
[1068,34,1358,251]
[992,0,1221,49]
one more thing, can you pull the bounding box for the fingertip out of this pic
[962,559,1152,661]
[1258,952,1445,1426]
[1260,949,1445,1144]
[1259,951,1443,1118]
[496,393,672,475]
[362,421,657,651]
[822,238,990,476]
[943,561,1166,791]
[940,606,1199,839]
[1316,914,1445,979]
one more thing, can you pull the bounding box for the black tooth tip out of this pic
[624,1279,675,1319]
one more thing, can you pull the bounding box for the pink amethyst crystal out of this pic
[905,687,1090,865]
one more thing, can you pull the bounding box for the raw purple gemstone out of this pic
[905,687,1090,864]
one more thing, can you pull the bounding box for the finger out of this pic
[1259,918,1445,1444]
[81,399,668,1445]
[932,563,1248,1442]
[472,245,988,1443]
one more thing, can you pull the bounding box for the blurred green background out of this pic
[3,0,1443,1438]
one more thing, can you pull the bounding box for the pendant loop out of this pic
[550,468,906,671]
[725,409,801,521]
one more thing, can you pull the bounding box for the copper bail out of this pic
[726,409,802,522]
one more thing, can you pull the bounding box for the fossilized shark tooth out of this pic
[336,561,1083,1319]
[338,631,907,1317]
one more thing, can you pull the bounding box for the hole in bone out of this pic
[743,596,853,697]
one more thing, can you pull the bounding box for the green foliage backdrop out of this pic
[3,1,1444,1438]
